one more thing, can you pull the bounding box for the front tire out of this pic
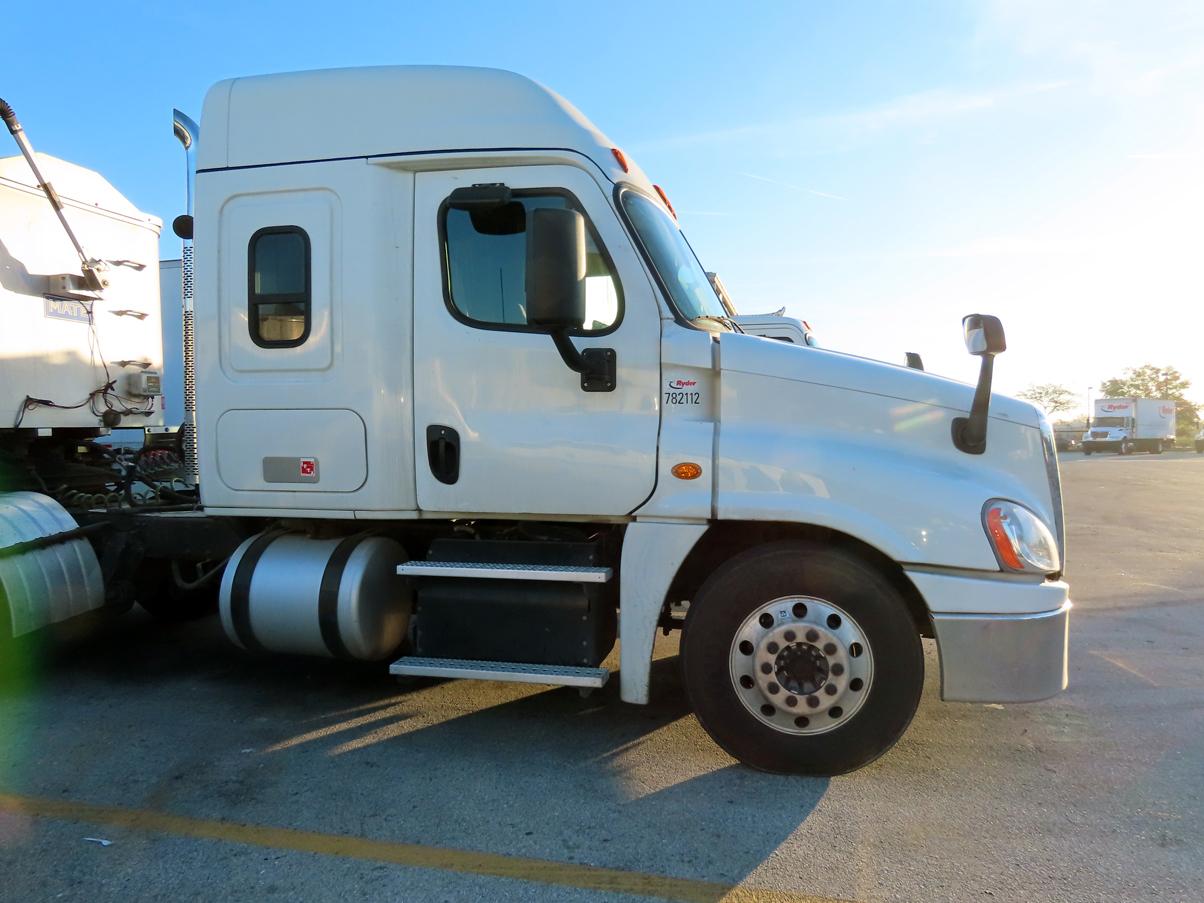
[680,541,924,775]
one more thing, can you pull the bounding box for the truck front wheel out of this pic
[680,541,923,775]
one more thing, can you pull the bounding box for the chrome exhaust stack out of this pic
[172,109,200,486]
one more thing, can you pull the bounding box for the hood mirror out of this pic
[953,313,1006,455]
[963,314,1006,357]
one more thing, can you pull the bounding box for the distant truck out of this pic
[706,272,818,346]
[1082,398,1176,455]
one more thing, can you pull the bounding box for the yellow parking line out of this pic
[0,792,848,903]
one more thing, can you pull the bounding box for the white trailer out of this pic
[0,112,168,639]
[0,70,1071,775]
[0,154,164,432]
[1082,398,1176,455]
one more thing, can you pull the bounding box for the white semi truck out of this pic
[0,69,1070,775]
[1082,398,1176,455]
[706,272,818,346]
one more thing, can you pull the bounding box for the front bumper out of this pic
[931,603,1070,702]
[1082,439,1121,452]
[907,569,1071,703]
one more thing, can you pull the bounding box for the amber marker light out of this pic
[611,147,629,172]
[653,184,677,219]
[671,462,703,480]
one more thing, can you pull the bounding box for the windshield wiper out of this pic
[693,315,744,333]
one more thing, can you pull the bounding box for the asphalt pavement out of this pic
[1,451,1201,902]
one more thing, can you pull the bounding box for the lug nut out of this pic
[785,695,798,708]
[766,682,780,694]
[760,662,773,675]
[766,641,779,654]
[824,683,837,696]
[783,630,796,642]
[805,629,819,642]
[823,642,837,655]
[806,695,819,709]
[831,663,844,676]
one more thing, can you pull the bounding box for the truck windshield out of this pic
[620,190,731,326]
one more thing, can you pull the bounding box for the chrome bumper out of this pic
[931,601,1071,703]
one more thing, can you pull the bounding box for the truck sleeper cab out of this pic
[173,66,1071,775]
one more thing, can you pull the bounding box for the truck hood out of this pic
[709,332,1058,571]
[719,333,1041,429]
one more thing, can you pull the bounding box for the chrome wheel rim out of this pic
[729,595,874,735]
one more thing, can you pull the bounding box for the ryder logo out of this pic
[667,378,698,390]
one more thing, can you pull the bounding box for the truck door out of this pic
[412,165,662,516]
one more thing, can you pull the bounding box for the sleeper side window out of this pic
[249,226,311,347]
[440,191,622,333]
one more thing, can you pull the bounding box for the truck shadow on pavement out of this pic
[7,611,830,894]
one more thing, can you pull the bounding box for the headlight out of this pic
[982,499,1061,575]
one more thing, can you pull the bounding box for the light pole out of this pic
[1086,385,1093,429]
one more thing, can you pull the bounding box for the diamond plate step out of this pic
[389,656,609,688]
[396,561,611,583]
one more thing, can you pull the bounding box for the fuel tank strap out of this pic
[318,534,368,660]
[228,530,285,653]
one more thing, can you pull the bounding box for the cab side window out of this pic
[249,226,311,347]
[441,192,622,333]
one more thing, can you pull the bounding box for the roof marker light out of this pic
[611,148,629,172]
[653,184,677,220]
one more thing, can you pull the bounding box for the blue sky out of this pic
[5,1,1203,410]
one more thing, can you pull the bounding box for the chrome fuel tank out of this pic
[219,532,410,661]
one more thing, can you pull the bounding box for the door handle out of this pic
[426,425,460,485]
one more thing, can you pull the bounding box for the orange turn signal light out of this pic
[671,462,703,481]
[611,147,629,172]
[985,506,1023,570]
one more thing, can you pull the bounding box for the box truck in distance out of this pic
[0,68,1070,775]
[1082,398,1176,455]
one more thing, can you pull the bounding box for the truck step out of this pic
[389,656,610,688]
[396,561,611,583]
